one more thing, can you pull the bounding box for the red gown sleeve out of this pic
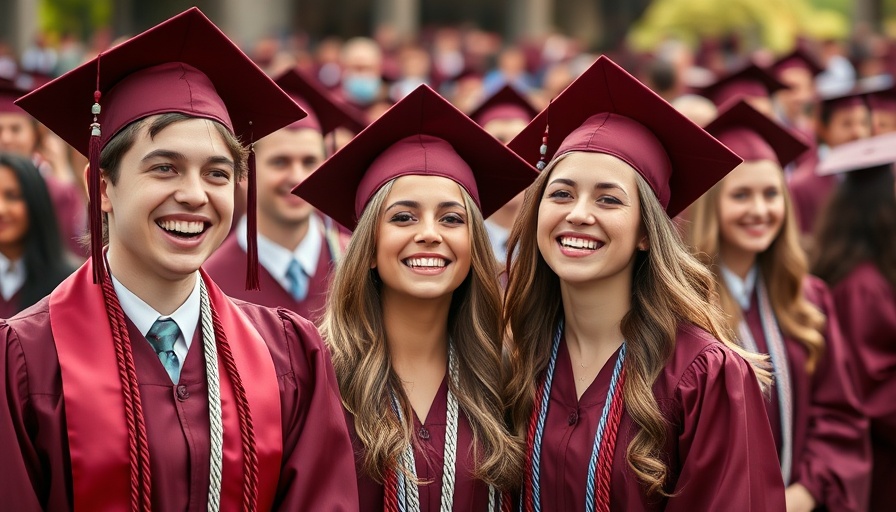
[666,345,786,512]
[795,279,871,511]
[0,322,45,510]
[270,308,360,511]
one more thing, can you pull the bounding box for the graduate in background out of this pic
[696,61,788,118]
[0,9,357,510]
[205,68,367,324]
[467,84,539,264]
[0,79,86,258]
[690,99,870,512]
[866,84,896,135]
[0,153,74,317]
[503,56,785,511]
[811,133,896,512]
[295,85,538,511]
[788,88,871,237]
[770,46,824,146]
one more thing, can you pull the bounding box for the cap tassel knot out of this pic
[89,88,105,284]
[245,122,260,290]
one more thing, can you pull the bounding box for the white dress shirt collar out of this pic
[110,270,201,363]
[0,253,26,301]
[236,215,322,291]
[721,264,758,311]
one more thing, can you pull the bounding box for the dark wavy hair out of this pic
[812,165,896,288]
[0,153,75,311]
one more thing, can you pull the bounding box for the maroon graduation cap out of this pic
[698,62,788,107]
[274,68,368,135]
[705,98,810,167]
[508,55,742,218]
[817,132,896,176]
[865,81,896,114]
[293,84,539,231]
[771,46,825,78]
[468,84,539,126]
[814,84,877,126]
[15,7,307,288]
[0,78,28,114]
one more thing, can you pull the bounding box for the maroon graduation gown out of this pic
[830,262,896,512]
[787,156,837,235]
[42,174,87,259]
[0,294,358,510]
[204,233,337,325]
[742,276,870,510]
[347,377,491,511]
[537,323,785,511]
[0,291,20,319]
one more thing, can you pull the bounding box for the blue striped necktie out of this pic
[147,318,181,383]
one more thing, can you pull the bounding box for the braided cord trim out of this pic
[199,281,224,510]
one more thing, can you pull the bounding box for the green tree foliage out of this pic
[628,0,850,52]
[39,0,112,39]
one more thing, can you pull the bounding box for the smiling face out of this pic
[254,127,323,231]
[102,116,236,283]
[373,174,472,301]
[536,151,645,287]
[717,160,786,263]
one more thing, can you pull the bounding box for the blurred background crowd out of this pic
[0,0,893,306]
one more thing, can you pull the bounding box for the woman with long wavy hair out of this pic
[810,132,896,512]
[0,153,75,316]
[503,56,784,511]
[295,85,537,511]
[689,99,870,512]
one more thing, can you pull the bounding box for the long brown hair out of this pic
[503,153,771,496]
[321,179,523,490]
[688,163,826,372]
[812,165,896,288]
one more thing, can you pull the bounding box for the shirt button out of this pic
[568,411,578,426]
[176,385,190,401]
[418,427,431,440]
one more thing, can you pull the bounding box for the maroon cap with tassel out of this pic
[15,7,306,288]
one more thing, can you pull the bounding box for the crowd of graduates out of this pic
[0,6,894,511]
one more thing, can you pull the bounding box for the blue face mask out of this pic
[342,74,382,105]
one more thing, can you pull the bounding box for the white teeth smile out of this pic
[158,220,205,234]
[559,236,599,250]
[404,257,448,268]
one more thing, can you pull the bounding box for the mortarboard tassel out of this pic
[245,126,260,290]
[536,99,552,171]
[89,86,105,284]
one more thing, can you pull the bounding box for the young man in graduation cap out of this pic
[789,87,872,236]
[0,8,357,511]
[205,68,367,324]
[770,46,825,137]
[467,84,538,264]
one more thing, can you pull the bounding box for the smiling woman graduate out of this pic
[690,99,871,512]
[0,8,357,511]
[294,85,538,511]
[503,56,785,511]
